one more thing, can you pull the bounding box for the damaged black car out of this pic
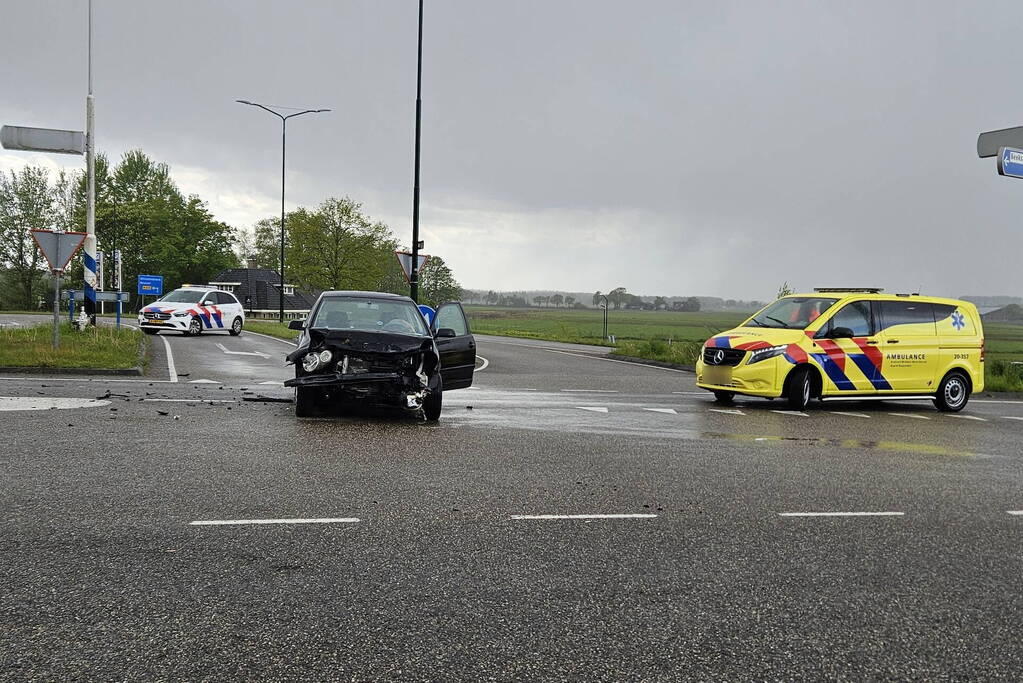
[283,291,476,419]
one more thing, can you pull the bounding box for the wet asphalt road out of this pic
[2,326,1023,680]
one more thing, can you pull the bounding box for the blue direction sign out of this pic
[137,274,163,296]
[998,147,1023,179]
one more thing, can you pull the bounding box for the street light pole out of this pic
[236,100,329,323]
[84,0,98,325]
[410,0,424,303]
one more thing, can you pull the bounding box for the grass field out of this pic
[0,322,144,370]
[245,320,301,340]
[466,306,1023,393]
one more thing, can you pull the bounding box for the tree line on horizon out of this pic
[0,151,464,310]
[462,287,765,312]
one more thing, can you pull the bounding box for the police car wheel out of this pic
[143,328,158,335]
[187,318,202,336]
[934,372,970,412]
[712,390,735,404]
[786,367,813,410]
[229,317,243,336]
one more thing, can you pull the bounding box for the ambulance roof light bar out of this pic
[813,287,884,293]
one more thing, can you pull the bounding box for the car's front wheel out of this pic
[229,317,243,336]
[423,378,443,421]
[713,390,735,404]
[295,386,319,417]
[143,328,158,336]
[187,317,202,336]
[785,366,814,410]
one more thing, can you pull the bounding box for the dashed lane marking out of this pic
[189,518,360,526]
[562,389,619,393]
[0,397,111,411]
[830,411,871,418]
[948,414,987,422]
[1008,511,1023,516]
[673,392,708,396]
[258,381,284,385]
[511,514,658,520]
[709,408,745,415]
[888,413,930,420]
[644,407,678,414]
[161,335,178,383]
[576,406,609,413]
[771,410,808,417]
[779,511,905,517]
[143,398,237,403]
[1002,416,1023,421]
[189,379,220,384]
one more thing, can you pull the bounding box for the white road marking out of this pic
[475,355,489,371]
[161,335,177,383]
[673,391,708,395]
[948,414,987,422]
[543,348,692,373]
[243,330,298,347]
[972,399,1023,404]
[778,512,905,517]
[0,377,177,384]
[830,411,871,418]
[771,410,808,417]
[562,389,619,393]
[189,517,360,526]
[644,407,678,414]
[709,408,745,415]
[888,413,930,420]
[0,397,111,411]
[576,406,609,413]
[215,342,271,359]
[1008,511,1023,516]
[143,398,237,403]
[258,381,284,385]
[511,514,658,520]
[189,379,220,384]
[1002,416,1023,421]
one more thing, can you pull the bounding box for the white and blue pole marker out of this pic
[83,0,97,323]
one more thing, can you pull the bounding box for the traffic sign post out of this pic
[29,230,88,349]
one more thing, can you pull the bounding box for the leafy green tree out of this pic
[418,256,463,307]
[682,296,701,312]
[550,293,564,308]
[0,166,54,308]
[565,295,575,307]
[654,296,667,310]
[608,286,628,309]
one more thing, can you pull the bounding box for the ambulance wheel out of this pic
[713,390,735,404]
[934,371,970,412]
[187,318,202,336]
[143,328,158,335]
[424,382,443,421]
[785,366,814,410]
[294,387,319,417]
[229,317,243,336]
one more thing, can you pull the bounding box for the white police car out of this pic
[138,286,245,336]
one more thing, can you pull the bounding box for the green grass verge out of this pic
[612,339,703,366]
[0,322,143,369]
[245,320,301,340]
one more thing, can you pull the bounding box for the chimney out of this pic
[246,258,258,269]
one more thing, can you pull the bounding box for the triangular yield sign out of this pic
[395,251,430,283]
[30,230,87,273]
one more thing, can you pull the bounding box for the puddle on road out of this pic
[705,432,981,457]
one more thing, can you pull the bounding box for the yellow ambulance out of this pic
[696,288,985,411]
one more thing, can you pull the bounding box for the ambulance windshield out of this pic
[747,297,837,329]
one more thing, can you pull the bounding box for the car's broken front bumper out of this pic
[285,372,431,410]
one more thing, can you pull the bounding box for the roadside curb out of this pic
[0,365,143,376]
[609,354,696,373]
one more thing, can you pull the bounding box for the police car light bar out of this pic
[813,287,884,293]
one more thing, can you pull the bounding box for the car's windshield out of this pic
[745,296,838,329]
[158,290,206,303]
[310,297,430,336]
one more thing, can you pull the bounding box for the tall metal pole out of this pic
[280,118,286,323]
[52,271,61,349]
[83,0,98,325]
[410,0,423,303]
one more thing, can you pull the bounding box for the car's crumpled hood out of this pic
[704,326,809,350]
[287,328,433,363]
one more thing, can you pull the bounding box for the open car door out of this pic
[432,302,476,390]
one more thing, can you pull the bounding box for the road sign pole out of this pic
[52,271,61,349]
[83,0,98,326]
[410,0,423,303]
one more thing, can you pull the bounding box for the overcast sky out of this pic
[3,1,1023,300]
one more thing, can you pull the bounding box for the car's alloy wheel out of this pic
[188,318,202,336]
[229,317,243,336]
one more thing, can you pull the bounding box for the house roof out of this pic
[210,267,320,311]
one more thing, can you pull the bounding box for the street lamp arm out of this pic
[284,109,331,121]
[236,99,285,120]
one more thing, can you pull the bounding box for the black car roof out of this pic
[318,290,413,302]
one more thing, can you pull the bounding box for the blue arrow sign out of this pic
[137,274,163,296]
[998,147,1023,178]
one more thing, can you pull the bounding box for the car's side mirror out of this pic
[288,319,305,330]
[435,327,457,338]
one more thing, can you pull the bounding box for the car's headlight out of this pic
[173,311,189,317]
[747,344,788,364]
[302,352,322,373]
[318,350,332,364]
